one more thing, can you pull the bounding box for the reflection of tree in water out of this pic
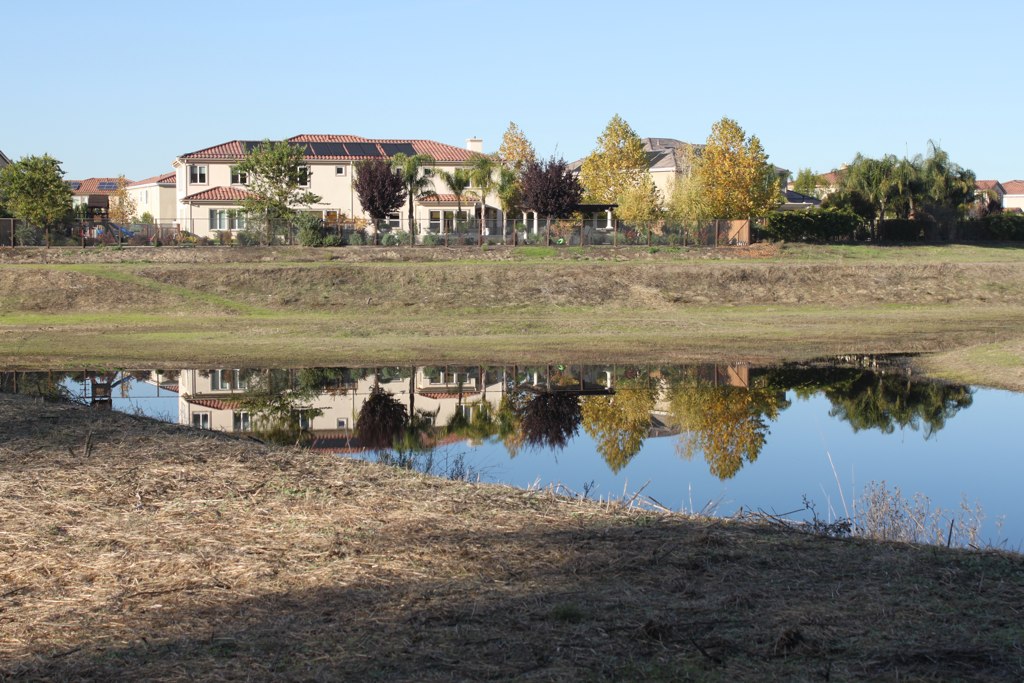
[238,373,323,446]
[821,374,973,438]
[762,366,974,439]
[356,384,409,450]
[0,371,76,401]
[667,376,787,480]
[518,392,582,450]
[580,379,658,472]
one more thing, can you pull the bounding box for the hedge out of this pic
[762,208,862,243]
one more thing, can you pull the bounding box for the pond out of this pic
[2,359,1020,548]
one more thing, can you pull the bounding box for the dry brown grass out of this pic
[1,394,1022,681]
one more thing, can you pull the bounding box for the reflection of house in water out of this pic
[173,363,757,453]
[177,367,510,451]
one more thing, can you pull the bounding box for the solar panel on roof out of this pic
[346,142,381,157]
[97,181,118,190]
[67,181,82,191]
[310,142,349,157]
[381,143,416,157]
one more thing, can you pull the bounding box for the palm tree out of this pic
[391,153,435,242]
[434,167,474,237]
[470,154,501,242]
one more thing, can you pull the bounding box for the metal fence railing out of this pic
[0,216,759,248]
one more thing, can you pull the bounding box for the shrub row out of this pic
[762,208,863,243]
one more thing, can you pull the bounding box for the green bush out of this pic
[322,234,343,247]
[877,219,924,242]
[380,231,412,247]
[762,208,862,243]
[421,234,440,247]
[983,212,1024,240]
[295,214,327,246]
[234,230,260,246]
[347,231,365,246]
[15,224,43,246]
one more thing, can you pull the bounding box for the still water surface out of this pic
[4,360,1020,547]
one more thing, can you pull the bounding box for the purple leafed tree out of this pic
[353,158,407,226]
[520,157,583,219]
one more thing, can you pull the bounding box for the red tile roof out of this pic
[180,135,475,163]
[417,194,478,204]
[187,398,242,411]
[182,186,251,202]
[418,389,482,399]
[130,171,176,187]
[818,170,842,186]
[67,177,129,196]
[1000,180,1024,194]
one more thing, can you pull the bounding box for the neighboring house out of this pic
[128,172,177,224]
[66,177,131,220]
[997,180,1024,212]
[171,134,496,236]
[640,137,704,198]
[779,189,822,211]
[0,149,11,169]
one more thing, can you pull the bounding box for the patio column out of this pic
[606,208,613,229]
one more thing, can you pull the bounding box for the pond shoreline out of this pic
[2,393,1022,680]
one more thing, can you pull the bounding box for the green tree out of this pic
[497,121,536,176]
[108,175,137,226]
[234,140,322,245]
[0,154,73,247]
[916,142,976,237]
[392,153,436,241]
[578,114,648,204]
[470,154,501,233]
[434,167,475,232]
[693,117,780,219]
[791,168,820,197]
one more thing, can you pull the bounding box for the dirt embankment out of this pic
[2,259,1022,314]
[1,394,1022,681]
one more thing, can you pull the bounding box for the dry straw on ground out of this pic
[1,394,1023,681]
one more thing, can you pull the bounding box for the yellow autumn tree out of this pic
[578,114,649,204]
[666,375,785,480]
[615,172,663,228]
[692,117,780,219]
[580,379,658,472]
[108,175,137,225]
[497,121,537,176]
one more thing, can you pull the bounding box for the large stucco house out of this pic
[999,180,1024,212]
[171,134,506,237]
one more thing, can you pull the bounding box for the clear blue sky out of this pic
[3,0,1020,182]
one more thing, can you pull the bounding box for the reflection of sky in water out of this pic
[55,373,1024,549]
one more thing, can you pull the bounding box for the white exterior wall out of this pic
[1003,193,1024,211]
[127,183,176,223]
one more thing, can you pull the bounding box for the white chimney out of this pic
[466,137,483,153]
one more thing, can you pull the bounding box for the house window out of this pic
[387,212,400,229]
[297,166,310,187]
[429,210,441,233]
[233,411,251,432]
[335,166,346,176]
[337,418,348,429]
[192,412,210,430]
[209,210,247,232]
[231,167,248,185]
[189,165,207,184]
[297,411,313,430]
